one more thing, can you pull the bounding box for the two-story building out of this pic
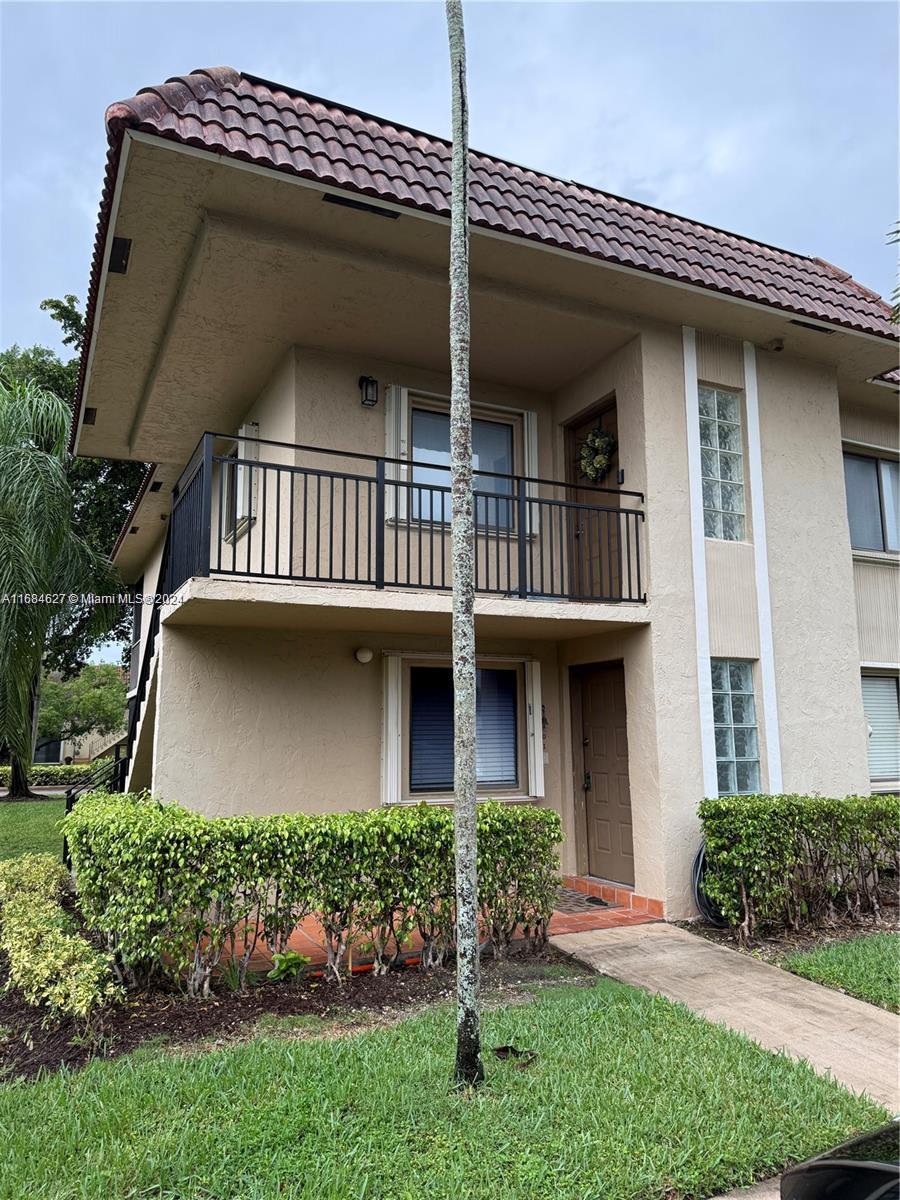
[72,68,899,918]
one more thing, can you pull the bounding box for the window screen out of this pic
[409,666,518,792]
[861,676,900,782]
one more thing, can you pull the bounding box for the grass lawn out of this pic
[0,980,886,1200]
[785,932,900,1013]
[0,798,65,861]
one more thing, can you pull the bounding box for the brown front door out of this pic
[574,661,634,884]
[565,403,621,599]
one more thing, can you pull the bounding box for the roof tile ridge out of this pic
[105,66,239,137]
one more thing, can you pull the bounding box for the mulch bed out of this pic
[0,952,577,1083]
[681,907,899,966]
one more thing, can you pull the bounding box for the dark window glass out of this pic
[33,738,62,764]
[410,408,514,527]
[409,666,518,792]
[843,453,886,551]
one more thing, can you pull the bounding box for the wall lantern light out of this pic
[358,376,379,407]
[355,647,374,664]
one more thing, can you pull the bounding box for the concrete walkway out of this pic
[551,922,899,1110]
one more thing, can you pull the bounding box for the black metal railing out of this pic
[167,433,646,603]
[63,531,172,865]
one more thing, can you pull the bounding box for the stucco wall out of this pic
[152,626,564,827]
[550,328,705,915]
[757,351,869,793]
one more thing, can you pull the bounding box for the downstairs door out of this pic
[575,661,634,885]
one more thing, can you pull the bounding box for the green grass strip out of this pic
[0,799,65,862]
[0,980,886,1200]
[785,932,900,1013]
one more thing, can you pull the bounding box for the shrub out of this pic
[64,793,562,995]
[0,759,111,788]
[0,853,119,1021]
[699,793,899,940]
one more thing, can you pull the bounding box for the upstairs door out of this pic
[565,403,621,600]
[573,661,634,885]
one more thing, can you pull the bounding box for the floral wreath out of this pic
[578,427,618,483]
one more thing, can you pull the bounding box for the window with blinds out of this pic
[409,666,518,792]
[861,676,900,783]
[843,453,899,553]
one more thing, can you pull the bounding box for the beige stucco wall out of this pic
[547,329,705,914]
[757,351,869,793]
[151,623,566,827]
[137,320,882,921]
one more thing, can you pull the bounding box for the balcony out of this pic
[165,434,646,612]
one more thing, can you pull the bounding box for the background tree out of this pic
[446,0,483,1087]
[0,297,145,674]
[37,665,126,750]
[0,376,120,797]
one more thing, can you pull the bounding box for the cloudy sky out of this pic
[1,0,897,357]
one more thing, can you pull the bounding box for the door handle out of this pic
[583,770,592,791]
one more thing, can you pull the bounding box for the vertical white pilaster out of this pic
[380,653,402,804]
[742,341,783,792]
[683,327,719,797]
[525,660,545,797]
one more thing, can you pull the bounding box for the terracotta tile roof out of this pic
[72,66,895,445]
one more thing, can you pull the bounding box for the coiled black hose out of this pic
[692,841,728,927]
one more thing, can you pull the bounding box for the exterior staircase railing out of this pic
[62,527,171,866]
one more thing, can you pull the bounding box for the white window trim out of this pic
[236,421,259,524]
[381,650,543,805]
[384,385,409,521]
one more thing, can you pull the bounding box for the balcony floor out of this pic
[162,575,650,639]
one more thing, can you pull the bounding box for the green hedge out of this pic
[699,794,899,939]
[64,793,561,997]
[0,854,119,1021]
[0,759,111,788]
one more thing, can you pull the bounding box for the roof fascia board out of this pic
[128,129,897,352]
[111,463,157,560]
[74,132,133,455]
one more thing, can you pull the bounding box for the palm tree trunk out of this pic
[7,754,36,800]
[446,0,484,1089]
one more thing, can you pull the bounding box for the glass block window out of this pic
[699,386,746,541]
[711,659,760,795]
